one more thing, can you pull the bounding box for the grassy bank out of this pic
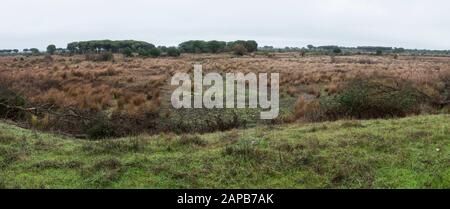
[0,114,449,188]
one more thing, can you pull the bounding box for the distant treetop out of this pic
[67,40,156,54]
[178,40,258,54]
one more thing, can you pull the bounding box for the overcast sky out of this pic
[1,0,449,50]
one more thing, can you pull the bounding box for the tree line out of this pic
[261,44,450,56]
[66,40,156,54]
[0,49,19,53]
[64,39,258,57]
[3,39,450,57]
[178,40,258,53]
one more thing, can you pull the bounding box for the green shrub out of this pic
[338,78,419,118]
[0,86,27,119]
[85,116,118,139]
[161,108,253,134]
[333,48,342,54]
[122,48,133,57]
[166,47,181,57]
[149,48,161,57]
[308,76,424,121]
[46,44,56,55]
[138,49,150,57]
[207,41,226,53]
[178,40,209,53]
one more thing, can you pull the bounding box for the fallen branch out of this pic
[0,102,37,112]
[0,102,92,120]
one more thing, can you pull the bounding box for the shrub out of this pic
[161,108,252,133]
[206,41,227,53]
[357,58,376,64]
[30,48,40,55]
[85,52,114,62]
[46,44,56,55]
[122,48,133,57]
[232,44,247,56]
[166,47,181,57]
[333,48,342,54]
[227,40,258,52]
[311,76,423,120]
[340,78,419,118]
[85,115,118,139]
[149,48,161,57]
[178,40,209,53]
[0,86,27,120]
[293,96,307,118]
[138,49,150,57]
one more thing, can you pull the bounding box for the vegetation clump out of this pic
[232,44,248,56]
[85,52,114,62]
[85,115,118,139]
[295,75,431,121]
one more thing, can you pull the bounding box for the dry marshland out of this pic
[0,53,449,136]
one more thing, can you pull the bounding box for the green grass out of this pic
[0,114,449,188]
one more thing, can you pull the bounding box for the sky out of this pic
[1,0,449,50]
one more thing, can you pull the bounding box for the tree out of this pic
[66,40,155,54]
[244,40,258,52]
[138,49,150,57]
[206,41,226,53]
[158,46,168,53]
[393,47,405,53]
[178,40,209,53]
[307,45,315,50]
[122,48,133,57]
[30,48,40,54]
[47,44,56,55]
[166,47,181,57]
[333,48,342,54]
[66,43,77,54]
[226,40,258,53]
[149,48,161,57]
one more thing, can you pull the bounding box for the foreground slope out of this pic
[0,115,449,188]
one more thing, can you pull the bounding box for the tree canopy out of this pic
[67,40,156,54]
[47,44,56,55]
[178,40,257,53]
